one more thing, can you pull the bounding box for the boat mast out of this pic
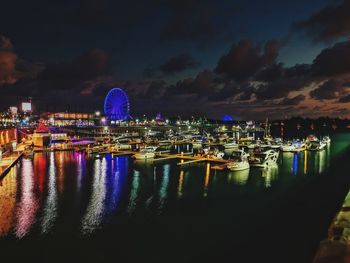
[265,117,269,138]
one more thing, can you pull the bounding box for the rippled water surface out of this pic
[1,133,350,262]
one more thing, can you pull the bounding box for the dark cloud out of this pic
[254,63,284,82]
[208,81,240,102]
[160,0,234,47]
[313,40,350,77]
[215,39,279,82]
[297,0,350,42]
[0,35,13,51]
[38,48,110,91]
[237,87,255,101]
[339,94,350,103]
[143,80,167,99]
[159,53,198,75]
[0,51,17,85]
[254,64,313,100]
[279,94,306,105]
[165,69,215,97]
[309,79,348,100]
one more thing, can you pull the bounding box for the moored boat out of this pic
[322,136,331,144]
[306,135,326,151]
[133,146,157,160]
[226,150,250,171]
[223,141,239,149]
[248,149,279,168]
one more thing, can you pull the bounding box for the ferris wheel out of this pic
[104,88,130,121]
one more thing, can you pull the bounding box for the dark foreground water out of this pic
[2,134,350,263]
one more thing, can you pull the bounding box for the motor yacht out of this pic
[280,142,296,152]
[223,141,239,149]
[202,147,225,159]
[192,139,203,149]
[248,149,279,168]
[306,140,327,151]
[133,146,157,160]
[112,142,132,151]
[226,150,250,171]
[322,136,331,144]
[306,135,326,151]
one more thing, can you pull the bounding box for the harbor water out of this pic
[1,133,350,262]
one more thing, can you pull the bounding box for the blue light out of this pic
[293,153,298,176]
[222,115,234,122]
[104,87,130,121]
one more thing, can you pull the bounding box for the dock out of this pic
[313,191,350,262]
[0,152,23,179]
[111,150,136,157]
[211,164,228,170]
[154,153,231,166]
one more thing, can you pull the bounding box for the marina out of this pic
[0,97,346,263]
[0,132,349,263]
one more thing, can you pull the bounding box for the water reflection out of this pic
[0,168,17,236]
[15,159,39,238]
[293,153,298,176]
[316,150,326,174]
[203,163,210,197]
[261,166,279,188]
[304,151,308,174]
[34,153,46,194]
[177,170,184,198]
[128,170,140,214]
[105,156,128,216]
[0,134,343,239]
[228,169,250,185]
[57,152,65,194]
[81,158,107,234]
[76,152,85,192]
[281,150,329,176]
[41,152,58,234]
[158,164,170,212]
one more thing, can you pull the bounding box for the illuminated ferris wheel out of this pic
[104,88,130,121]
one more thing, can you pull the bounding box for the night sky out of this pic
[1,0,350,119]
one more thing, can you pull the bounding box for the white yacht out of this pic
[203,147,225,160]
[192,139,203,149]
[223,141,239,149]
[158,139,172,146]
[280,142,296,152]
[306,135,326,151]
[226,150,250,171]
[248,149,279,168]
[133,146,157,160]
[306,141,327,151]
[112,142,132,151]
[322,136,331,144]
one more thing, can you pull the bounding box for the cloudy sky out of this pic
[1,0,350,119]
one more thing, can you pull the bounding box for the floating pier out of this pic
[0,152,23,179]
[154,153,231,166]
[111,151,136,157]
[211,164,228,170]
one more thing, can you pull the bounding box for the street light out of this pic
[95,111,101,116]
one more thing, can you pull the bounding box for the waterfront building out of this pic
[40,112,97,126]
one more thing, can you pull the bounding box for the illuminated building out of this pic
[222,115,234,121]
[40,112,97,126]
[21,102,32,112]
[0,128,17,149]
